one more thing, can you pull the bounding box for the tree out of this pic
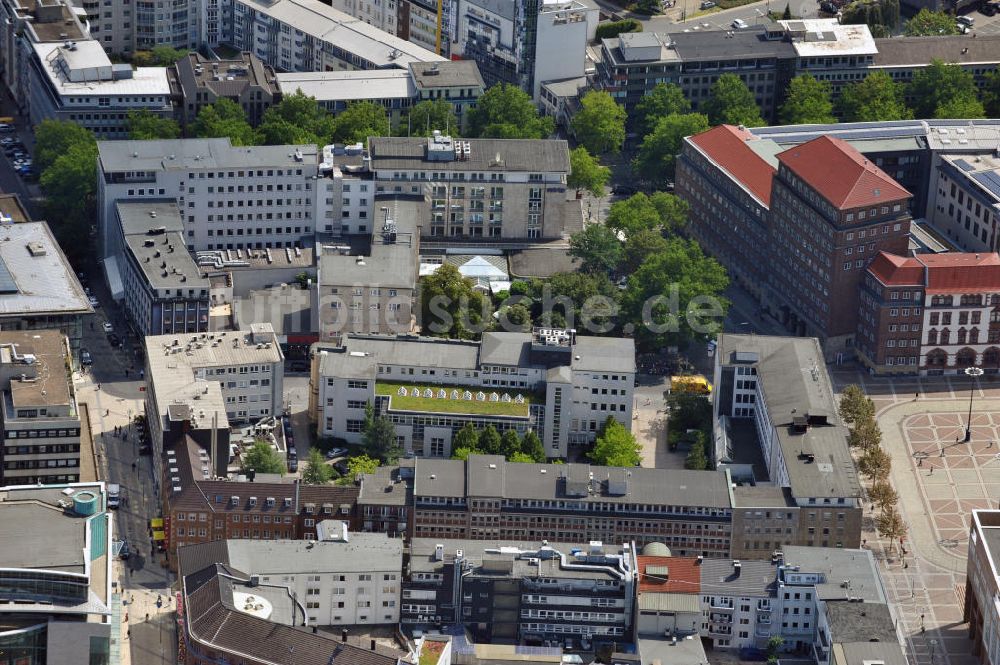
[192,99,259,146]
[420,263,491,339]
[590,417,642,467]
[569,224,624,275]
[571,91,627,155]
[40,141,98,263]
[908,60,981,123]
[858,446,891,483]
[701,74,766,127]
[522,431,546,462]
[634,113,710,188]
[503,303,532,329]
[620,238,729,349]
[258,90,338,145]
[649,191,689,234]
[767,636,785,665]
[453,423,481,453]
[606,193,663,236]
[568,146,611,197]
[595,19,642,40]
[778,76,836,125]
[840,0,899,35]
[904,8,958,35]
[633,83,690,136]
[508,451,536,463]
[869,480,899,511]
[467,83,554,139]
[635,0,661,13]
[984,70,1000,118]
[150,45,188,66]
[684,432,709,470]
[331,101,390,144]
[523,271,619,330]
[500,429,522,459]
[875,505,907,552]
[242,440,285,474]
[837,71,913,122]
[362,411,401,462]
[782,2,792,18]
[127,110,181,140]
[668,392,713,433]
[346,454,380,478]
[848,419,882,451]
[452,447,477,461]
[302,447,333,484]
[34,119,94,173]
[838,384,875,425]
[623,229,670,275]
[934,95,986,120]
[479,425,502,455]
[403,99,459,136]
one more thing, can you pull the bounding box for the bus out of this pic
[670,375,713,395]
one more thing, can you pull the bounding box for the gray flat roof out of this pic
[409,61,485,90]
[118,202,209,290]
[782,546,884,602]
[98,137,319,172]
[873,34,1000,67]
[224,534,402,574]
[0,502,87,572]
[2,330,73,408]
[572,336,636,373]
[698,558,776,597]
[479,332,531,367]
[825,601,897,644]
[319,237,417,289]
[718,334,861,499]
[347,334,481,370]
[0,222,91,318]
[276,69,414,102]
[670,28,795,60]
[833,642,908,665]
[368,137,570,173]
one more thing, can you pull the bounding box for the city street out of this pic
[591,0,819,34]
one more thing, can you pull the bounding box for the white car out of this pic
[732,18,748,28]
[326,448,348,459]
[102,322,114,333]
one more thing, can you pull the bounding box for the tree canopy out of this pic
[633,83,691,136]
[908,60,982,120]
[242,441,285,474]
[302,448,333,484]
[467,84,554,139]
[570,225,624,275]
[983,70,1000,118]
[701,74,766,127]
[606,193,663,237]
[778,75,836,125]
[35,120,97,264]
[634,113,709,188]
[589,417,642,467]
[132,46,188,66]
[836,71,912,122]
[568,146,611,197]
[35,119,94,173]
[904,8,958,35]
[331,101,391,144]
[839,0,899,35]
[571,91,627,155]
[362,403,401,462]
[192,98,259,146]
[258,90,338,145]
[420,263,491,339]
[127,110,181,140]
[403,99,459,136]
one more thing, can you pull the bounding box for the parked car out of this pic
[957,13,975,25]
[957,22,971,32]
[288,458,298,472]
[699,1,716,8]
[102,322,113,333]
[88,294,99,307]
[17,167,35,179]
[980,2,997,15]
[80,348,93,366]
[611,185,636,196]
[732,18,748,28]
[326,447,348,459]
[108,333,121,347]
[334,460,350,475]
[0,123,15,133]
[0,137,16,145]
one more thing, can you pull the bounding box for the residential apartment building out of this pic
[859,251,1000,374]
[713,334,864,557]
[0,482,116,665]
[314,328,635,458]
[144,323,284,426]
[179,523,402,626]
[357,463,411,536]
[678,126,912,354]
[409,61,485,130]
[96,137,321,261]
[966,510,1000,665]
[0,331,81,486]
[0,222,91,357]
[170,51,279,128]
[369,133,577,241]
[218,0,446,72]
[176,540,399,665]
[402,538,637,648]
[109,201,210,338]
[408,455,733,556]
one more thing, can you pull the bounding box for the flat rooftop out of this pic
[409,60,485,90]
[0,222,91,318]
[223,533,403,574]
[873,34,1000,68]
[0,194,32,223]
[33,41,171,97]
[782,546,884,603]
[778,18,877,57]
[174,52,278,96]
[0,500,87,572]
[0,330,72,407]
[98,137,319,173]
[145,326,282,371]
[376,381,534,417]
[368,136,570,173]
[117,202,208,291]
[276,70,414,102]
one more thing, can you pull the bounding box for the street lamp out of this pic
[964,366,984,443]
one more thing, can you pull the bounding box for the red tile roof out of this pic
[776,135,911,210]
[637,555,701,594]
[867,251,1000,294]
[689,125,776,206]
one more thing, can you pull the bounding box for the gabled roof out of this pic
[776,135,910,209]
[867,251,1000,294]
[688,125,776,206]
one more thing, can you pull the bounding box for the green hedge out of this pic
[595,19,643,40]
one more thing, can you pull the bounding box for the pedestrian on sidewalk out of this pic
[915,392,920,400]
[930,466,934,475]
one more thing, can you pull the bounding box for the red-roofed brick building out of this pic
[678,128,913,357]
[859,251,1000,374]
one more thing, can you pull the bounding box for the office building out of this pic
[176,539,400,665]
[678,126,912,353]
[144,323,284,426]
[0,222,91,356]
[0,481,116,665]
[408,454,733,556]
[0,331,81,486]
[108,201,210,338]
[860,252,1000,374]
[402,538,636,648]
[219,0,446,72]
[713,334,863,558]
[369,134,578,240]
[170,51,279,128]
[96,137,321,260]
[926,152,1000,253]
[314,328,634,458]
[966,510,1000,665]
[28,40,172,137]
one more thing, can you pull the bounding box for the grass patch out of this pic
[717,0,757,8]
[376,381,536,417]
[419,641,445,665]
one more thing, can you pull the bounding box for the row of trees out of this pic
[839,385,907,552]
[451,423,546,462]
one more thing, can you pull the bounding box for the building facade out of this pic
[170,51,279,128]
[926,152,1000,254]
[966,510,1000,665]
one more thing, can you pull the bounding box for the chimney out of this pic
[341,629,348,643]
[733,560,742,577]
[370,639,377,651]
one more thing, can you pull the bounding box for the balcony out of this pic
[708,626,733,637]
[709,601,734,612]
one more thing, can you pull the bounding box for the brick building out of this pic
[860,252,1000,374]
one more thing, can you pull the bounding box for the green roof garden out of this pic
[375,381,537,417]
